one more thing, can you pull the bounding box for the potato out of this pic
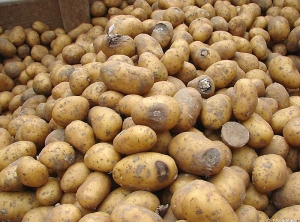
[100,60,154,95]
[160,48,185,75]
[191,47,221,70]
[131,95,180,132]
[111,203,163,222]
[233,36,252,53]
[22,206,54,222]
[200,94,232,130]
[0,37,17,57]
[84,142,121,173]
[230,145,258,174]
[36,177,63,206]
[187,75,215,98]
[271,172,300,209]
[0,141,37,171]
[188,17,213,42]
[97,187,132,214]
[76,172,111,210]
[0,128,12,149]
[44,204,81,222]
[0,191,41,221]
[38,141,75,171]
[232,78,258,121]
[207,166,246,210]
[285,146,300,172]
[52,96,90,127]
[283,117,300,146]
[245,69,273,87]
[113,125,157,155]
[182,184,239,221]
[268,55,300,89]
[268,16,290,43]
[258,135,290,159]
[97,90,124,112]
[134,34,164,59]
[4,61,26,79]
[61,44,85,65]
[243,183,269,211]
[184,6,210,26]
[87,106,122,142]
[90,1,107,17]
[235,204,259,222]
[113,152,178,191]
[50,34,72,56]
[163,6,185,27]
[228,16,247,37]
[169,132,228,176]
[32,72,52,96]
[286,26,300,53]
[60,162,91,193]
[81,82,108,107]
[210,16,228,31]
[250,35,268,61]
[252,154,287,193]
[233,52,260,73]
[271,106,300,135]
[270,205,300,221]
[65,120,95,154]
[221,121,250,149]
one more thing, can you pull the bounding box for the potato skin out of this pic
[283,117,300,146]
[36,177,63,206]
[22,206,54,222]
[270,205,300,221]
[79,212,111,222]
[112,152,178,191]
[44,204,82,222]
[0,191,41,221]
[131,95,181,132]
[100,60,154,95]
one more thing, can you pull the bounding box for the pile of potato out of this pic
[0,0,300,221]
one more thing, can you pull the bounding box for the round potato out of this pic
[131,95,181,132]
[44,204,81,222]
[79,212,111,222]
[230,145,258,174]
[283,117,300,146]
[36,177,63,206]
[112,152,178,191]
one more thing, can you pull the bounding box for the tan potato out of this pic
[268,55,300,89]
[188,17,213,42]
[0,37,17,57]
[81,82,108,107]
[270,205,300,221]
[268,16,290,43]
[22,206,54,222]
[38,141,75,171]
[61,44,85,65]
[87,106,122,142]
[245,69,273,87]
[36,177,63,206]
[163,6,185,27]
[0,128,12,149]
[111,203,164,222]
[252,154,287,193]
[283,117,300,146]
[210,16,228,31]
[271,106,300,134]
[160,48,185,75]
[44,204,81,222]
[50,34,72,56]
[232,36,252,53]
[90,1,107,17]
[191,46,221,70]
[60,162,91,193]
[250,35,268,61]
[4,61,26,79]
[169,132,228,177]
[0,91,14,112]
[265,82,290,110]
[187,75,215,98]
[184,6,210,26]
[134,34,164,59]
[200,94,232,130]
[113,125,157,155]
[52,96,90,127]
[84,142,121,173]
[76,172,111,210]
[131,95,180,132]
[228,16,247,37]
[232,52,259,73]
[40,30,56,46]
[113,152,178,191]
[255,98,273,124]
[79,212,111,222]
[32,72,52,96]
[98,90,124,112]
[144,81,178,97]
[0,191,41,221]
[235,204,259,221]
[243,183,269,211]
[100,60,154,95]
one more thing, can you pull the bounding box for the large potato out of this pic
[131,95,181,132]
[112,152,178,191]
[52,96,90,127]
[100,60,154,95]
[22,206,54,222]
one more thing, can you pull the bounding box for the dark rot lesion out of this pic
[156,161,169,182]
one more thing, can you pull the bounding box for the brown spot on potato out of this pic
[202,148,221,168]
[147,105,167,123]
[156,161,169,182]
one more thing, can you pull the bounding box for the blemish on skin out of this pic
[156,161,169,182]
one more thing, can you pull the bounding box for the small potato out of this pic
[160,48,185,75]
[111,203,164,222]
[65,120,95,154]
[243,183,269,211]
[131,95,181,132]
[134,34,164,59]
[210,16,228,31]
[62,44,85,65]
[0,191,41,221]
[38,141,75,171]
[113,152,178,191]
[50,34,72,56]
[255,98,273,124]
[245,69,273,87]
[36,177,63,206]
[4,61,26,79]
[79,212,111,222]
[8,26,26,47]
[138,52,168,82]
[283,117,300,146]
[0,37,17,57]
[230,145,259,174]
[117,190,160,212]
[207,166,246,210]
[144,81,178,97]
[172,87,202,133]
[97,187,132,214]
[163,7,185,27]
[52,96,90,127]
[250,35,268,61]
[87,106,122,142]
[210,40,236,60]
[184,6,210,26]
[76,172,111,210]
[45,204,82,222]
[265,82,289,110]
[168,132,228,177]
[200,94,232,130]
[235,205,259,221]
[25,29,40,47]
[0,127,12,149]
[228,16,247,37]
[82,82,108,107]
[118,94,144,117]
[188,17,213,42]
[67,23,93,42]
[25,62,48,79]
[113,125,157,155]
[98,90,124,111]
[271,106,300,135]
[252,154,287,193]
[0,141,37,171]
[32,72,52,96]
[100,60,154,95]
[232,36,252,53]
[40,30,56,46]
[191,47,221,70]
[258,135,290,159]
[60,162,91,193]
[270,205,300,221]
[268,55,300,89]
[232,78,258,121]
[268,16,290,43]
[232,51,259,73]
[22,206,54,222]
[84,142,122,173]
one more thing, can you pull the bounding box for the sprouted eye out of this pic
[199,78,211,93]
[107,34,122,47]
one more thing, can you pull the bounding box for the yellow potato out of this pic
[79,212,111,222]
[0,37,17,58]
[270,205,300,221]
[283,117,300,146]
[22,206,54,222]
[134,33,164,59]
[243,183,269,211]
[36,177,63,206]
[235,204,259,221]
[271,106,300,134]
[160,48,185,75]
[44,204,82,222]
